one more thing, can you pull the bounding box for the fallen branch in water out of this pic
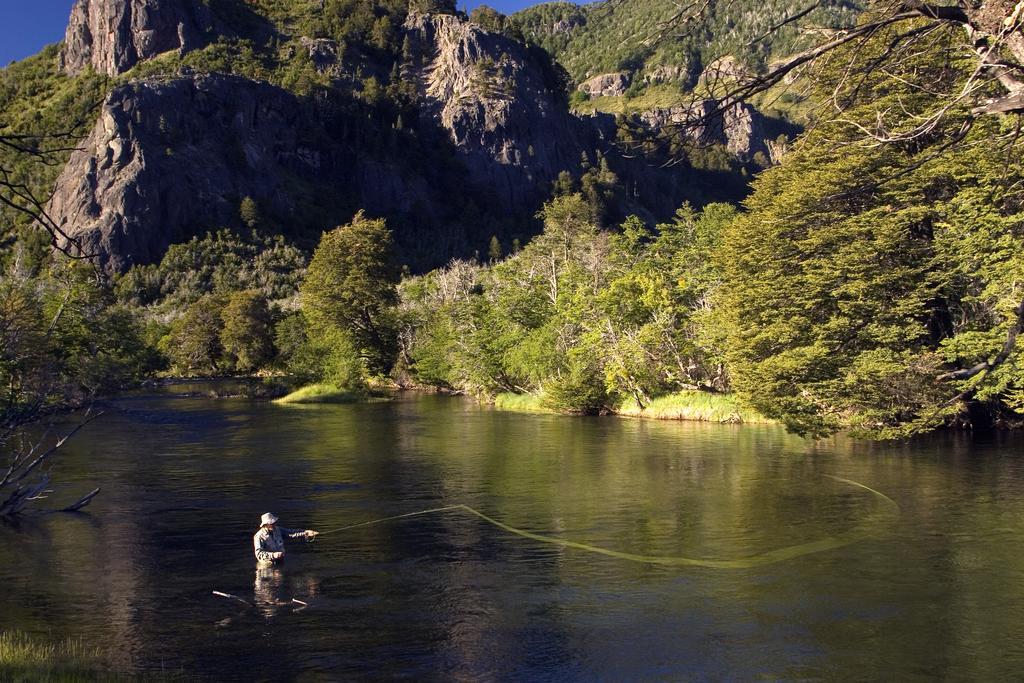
[0,410,105,518]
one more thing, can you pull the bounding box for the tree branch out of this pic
[939,297,1024,381]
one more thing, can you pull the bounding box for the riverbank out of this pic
[493,390,772,424]
[274,381,770,424]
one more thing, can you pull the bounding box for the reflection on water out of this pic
[3,391,1024,679]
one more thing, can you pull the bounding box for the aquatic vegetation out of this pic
[616,391,771,424]
[273,383,364,405]
[495,388,770,423]
[493,392,554,413]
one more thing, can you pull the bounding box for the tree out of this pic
[220,290,273,373]
[649,0,1024,132]
[239,196,262,230]
[300,211,399,377]
[488,235,503,262]
[161,294,226,376]
[0,259,158,516]
[718,27,1024,438]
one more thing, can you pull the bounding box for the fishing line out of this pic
[313,475,900,569]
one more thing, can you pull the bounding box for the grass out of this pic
[493,389,771,424]
[616,391,772,424]
[272,383,363,404]
[0,630,124,682]
[493,392,555,413]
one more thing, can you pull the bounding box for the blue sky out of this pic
[1,1,76,66]
[0,0,558,67]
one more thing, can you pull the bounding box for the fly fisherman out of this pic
[253,512,318,563]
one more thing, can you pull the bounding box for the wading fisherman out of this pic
[253,512,318,563]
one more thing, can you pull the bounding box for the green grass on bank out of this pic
[493,389,771,423]
[493,392,555,413]
[273,383,363,404]
[616,391,772,423]
[0,630,116,682]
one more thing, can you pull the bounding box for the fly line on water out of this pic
[313,475,899,570]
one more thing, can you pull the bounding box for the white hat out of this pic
[261,512,278,526]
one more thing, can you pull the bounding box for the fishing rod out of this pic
[212,590,307,608]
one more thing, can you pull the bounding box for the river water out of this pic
[3,387,1024,680]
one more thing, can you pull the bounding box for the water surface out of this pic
[3,389,1024,680]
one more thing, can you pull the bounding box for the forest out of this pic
[2,1,1024,446]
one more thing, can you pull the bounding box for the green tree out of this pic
[239,196,262,230]
[487,235,502,262]
[220,290,273,372]
[718,26,1024,438]
[161,294,227,376]
[300,211,399,377]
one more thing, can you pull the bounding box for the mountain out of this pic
[2,0,797,273]
[511,0,860,89]
[48,4,604,272]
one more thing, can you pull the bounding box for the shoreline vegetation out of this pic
[490,389,772,423]
[272,380,772,425]
[0,630,140,682]
[5,36,1023,445]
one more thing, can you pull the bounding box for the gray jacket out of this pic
[253,526,307,562]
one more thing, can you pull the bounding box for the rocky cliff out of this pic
[50,75,330,270]
[403,12,589,210]
[638,100,771,161]
[59,0,218,76]
[44,3,773,273]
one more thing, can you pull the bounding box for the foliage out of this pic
[115,230,306,311]
[301,211,399,378]
[160,294,229,376]
[718,25,1024,438]
[399,195,736,414]
[1,260,157,410]
[511,0,859,90]
[220,290,274,373]
[0,47,106,263]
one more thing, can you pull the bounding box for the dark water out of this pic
[4,388,1024,680]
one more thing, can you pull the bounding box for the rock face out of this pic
[643,64,688,85]
[298,37,340,74]
[403,12,586,209]
[46,7,772,273]
[50,75,330,271]
[578,72,631,98]
[638,100,770,161]
[60,0,217,76]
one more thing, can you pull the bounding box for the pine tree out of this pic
[487,235,502,262]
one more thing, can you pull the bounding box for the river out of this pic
[3,387,1024,680]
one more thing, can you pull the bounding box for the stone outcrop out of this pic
[578,72,631,98]
[50,75,331,271]
[403,12,586,209]
[698,56,749,85]
[637,99,770,161]
[298,37,340,74]
[643,64,688,85]
[60,0,217,76]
